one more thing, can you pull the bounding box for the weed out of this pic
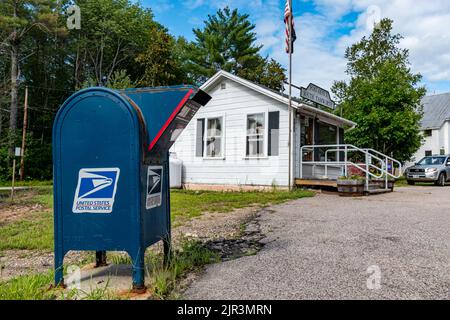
[147,240,219,299]
[0,271,56,300]
[108,253,132,265]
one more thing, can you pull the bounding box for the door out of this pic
[300,115,314,161]
[296,115,314,178]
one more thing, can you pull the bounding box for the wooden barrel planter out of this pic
[337,179,365,197]
[370,179,395,192]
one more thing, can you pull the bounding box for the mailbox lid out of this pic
[120,86,211,157]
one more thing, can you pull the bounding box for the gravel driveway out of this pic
[185,186,450,300]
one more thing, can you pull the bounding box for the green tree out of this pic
[332,19,425,162]
[70,0,158,88]
[186,7,286,89]
[0,0,61,147]
[135,26,188,87]
[238,57,287,91]
[82,69,135,89]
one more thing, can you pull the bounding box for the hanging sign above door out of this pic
[300,83,336,110]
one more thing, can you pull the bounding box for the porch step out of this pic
[368,183,383,190]
[368,182,394,191]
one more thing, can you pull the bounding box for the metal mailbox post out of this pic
[53,86,211,291]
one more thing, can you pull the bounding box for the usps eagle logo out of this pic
[73,168,120,213]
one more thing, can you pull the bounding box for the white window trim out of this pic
[243,110,270,159]
[203,115,226,160]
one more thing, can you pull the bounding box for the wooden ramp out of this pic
[296,178,395,195]
[295,178,338,188]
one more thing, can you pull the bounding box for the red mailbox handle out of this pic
[148,88,194,151]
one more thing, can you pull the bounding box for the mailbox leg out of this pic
[54,253,65,288]
[95,251,107,267]
[131,250,146,293]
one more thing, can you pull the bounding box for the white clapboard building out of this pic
[170,71,356,190]
[411,92,450,162]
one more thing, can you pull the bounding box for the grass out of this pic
[0,240,218,300]
[0,271,56,300]
[170,189,315,226]
[35,192,53,208]
[0,188,54,250]
[0,211,54,250]
[0,180,53,187]
[0,188,314,251]
[0,269,118,300]
[146,240,220,299]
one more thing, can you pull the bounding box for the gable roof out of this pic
[201,70,356,127]
[421,92,450,130]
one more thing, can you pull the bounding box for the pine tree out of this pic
[186,7,286,89]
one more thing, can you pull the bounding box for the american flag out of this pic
[284,0,297,54]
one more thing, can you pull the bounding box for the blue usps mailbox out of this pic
[53,86,211,291]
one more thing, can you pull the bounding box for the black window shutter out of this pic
[268,111,280,156]
[196,119,205,157]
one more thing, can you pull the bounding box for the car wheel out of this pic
[437,173,446,187]
[407,180,415,185]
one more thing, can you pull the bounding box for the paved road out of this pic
[186,187,450,300]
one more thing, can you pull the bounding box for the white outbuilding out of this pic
[170,70,356,190]
[411,92,450,162]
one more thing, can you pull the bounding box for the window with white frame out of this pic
[246,113,265,157]
[206,117,223,157]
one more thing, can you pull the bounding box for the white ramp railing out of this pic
[299,144,402,191]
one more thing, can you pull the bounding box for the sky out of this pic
[143,0,450,96]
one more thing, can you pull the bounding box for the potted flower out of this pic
[337,175,366,197]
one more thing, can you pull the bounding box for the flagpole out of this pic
[288,0,293,191]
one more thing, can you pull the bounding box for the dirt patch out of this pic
[0,190,50,227]
[0,203,48,227]
[173,206,260,242]
[0,251,89,281]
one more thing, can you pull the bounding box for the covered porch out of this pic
[290,104,401,192]
[293,107,351,183]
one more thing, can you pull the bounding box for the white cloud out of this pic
[180,0,450,93]
[184,0,206,10]
[151,0,175,13]
[294,0,450,90]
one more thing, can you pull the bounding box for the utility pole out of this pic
[11,147,21,202]
[288,0,293,191]
[20,86,28,181]
[11,156,16,202]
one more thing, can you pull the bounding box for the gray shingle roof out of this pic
[421,92,450,130]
